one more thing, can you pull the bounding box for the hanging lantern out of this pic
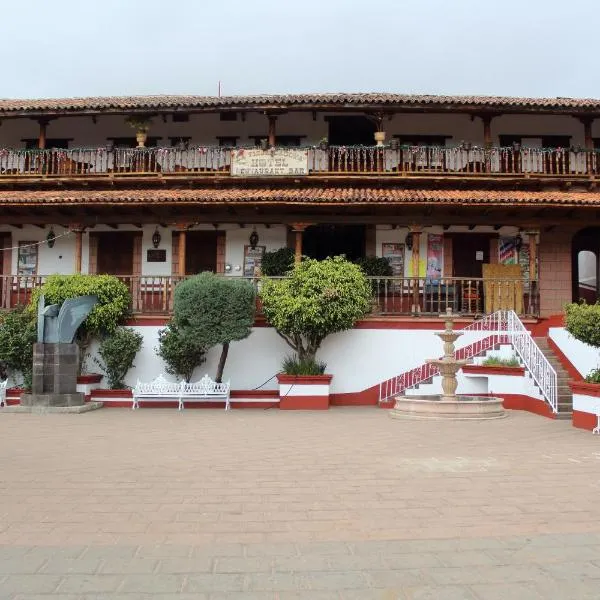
[515,233,523,252]
[46,228,56,249]
[152,228,161,249]
[249,229,259,249]
[405,232,414,251]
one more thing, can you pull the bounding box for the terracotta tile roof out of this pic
[1,93,600,116]
[0,188,599,207]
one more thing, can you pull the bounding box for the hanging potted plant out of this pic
[260,256,372,409]
[125,116,152,147]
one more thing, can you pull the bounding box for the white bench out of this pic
[132,374,230,411]
[0,379,7,407]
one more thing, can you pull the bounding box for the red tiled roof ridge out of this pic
[0,188,600,207]
[2,92,600,114]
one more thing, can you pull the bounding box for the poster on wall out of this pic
[426,234,443,280]
[17,242,38,276]
[498,237,517,265]
[243,245,266,277]
[381,243,404,277]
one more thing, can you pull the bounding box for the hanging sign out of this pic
[231,148,309,176]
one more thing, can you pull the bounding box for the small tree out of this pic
[565,302,600,349]
[260,256,372,365]
[30,274,131,370]
[94,327,143,389]
[0,307,37,388]
[261,247,295,276]
[173,273,256,382]
[157,322,206,381]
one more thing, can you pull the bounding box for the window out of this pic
[219,112,238,121]
[217,136,239,147]
[106,137,162,148]
[499,135,571,148]
[249,135,306,147]
[172,113,189,122]
[395,135,449,147]
[22,138,72,149]
[17,242,38,276]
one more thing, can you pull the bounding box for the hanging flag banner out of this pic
[499,237,517,265]
[426,234,443,280]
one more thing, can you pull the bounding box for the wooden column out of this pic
[176,224,187,276]
[409,226,422,313]
[579,117,594,173]
[37,118,49,149]
[267,115,277,147]
[482,115,493,149]
[526,229,539,281]
[291,223,309,264]
[71,224,84,273]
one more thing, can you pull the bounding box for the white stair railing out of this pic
[506,310,558,413]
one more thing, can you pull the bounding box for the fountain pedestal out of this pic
[389,310,506,421]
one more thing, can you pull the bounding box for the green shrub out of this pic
[156,322,206,382]
[261,247,295,276]
[261,256,372,364]
[481,355,520,367]
[173,273,256,382]
[281,355,327,375]
[0,307,37,388]
[585,368,600,384]
[94,327,143,389]
[30,274,131,340]
[565,302,600,348]
[355,256,393,277]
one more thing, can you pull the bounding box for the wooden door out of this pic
[96,233,135,275]
[185,231,218,274]
[451,234,492,278]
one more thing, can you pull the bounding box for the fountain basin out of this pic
[389,395,506,420]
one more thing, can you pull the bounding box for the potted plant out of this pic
[374,131,386,146]
[261,256,372,409]
[565,302,600,430]
[125,116,152,147]
[259,138,269,151]
[462,354,525,376]
[318,137,329,151]
[389,138,400,151]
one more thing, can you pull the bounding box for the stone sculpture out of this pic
[36,294,98,344]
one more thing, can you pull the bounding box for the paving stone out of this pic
[39,557,103,574]
[405,586,478,600]
[0,557,47,574]
[184,573,246,592]
[156,556,214,573]
[118,574,185,593]
[245,572,312,591]
[0,574,63,594]
[540,560,600,580]
[215,556,273,573]
[98,558,159,574]
[469,582,545,600]
[56,574,123,593]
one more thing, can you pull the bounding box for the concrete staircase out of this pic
[533,337,573,419]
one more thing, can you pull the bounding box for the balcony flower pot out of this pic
[277,374,333,410]
[374,131,386,146]
[136,131,148,147]
[389,138,400,151]
[462,364,525,377]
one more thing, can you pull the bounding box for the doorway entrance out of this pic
[185,231,218,274]
[572,227,600,303]
[327,116,376,146]
[96,232,135,275]
[303,225,366,261]
[451,234,492,278]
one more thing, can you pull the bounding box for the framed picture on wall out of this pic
[381,243,405,277]
[243,245,266,277]
[17,241,38,276]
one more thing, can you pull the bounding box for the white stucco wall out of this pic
[549,327,600,378]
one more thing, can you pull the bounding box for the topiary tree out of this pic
[156,322,206,382]
[260,256,372,365]
[565,302,600,349]
[261,247,295,276]
[29,274,132,371]
[0,307,37,388]
[173,273,256,382]
[94,327,143,389]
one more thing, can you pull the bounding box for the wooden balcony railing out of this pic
[0,145,598,178]
[0,275,539,318]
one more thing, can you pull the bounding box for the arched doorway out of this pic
[572,227,600,303]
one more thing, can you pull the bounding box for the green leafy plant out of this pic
[173,273,256,382]
[0,307,37,389]
[281,355,327,376]
[355,256,393,277]
[94,327,143,389]
[585,367,600,384]
[156,322,206,382]
[260,256,372,364]
[125,116,152,132]
[481,355,521,367]
[30,274,131,372]
[261,247,295,276]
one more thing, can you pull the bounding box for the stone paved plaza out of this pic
[1,407,600,599]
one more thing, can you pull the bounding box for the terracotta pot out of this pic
[374,131,386,146]
[277,374,333,410]
[136,131,147,147]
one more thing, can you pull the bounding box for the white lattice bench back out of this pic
[0,379,8,408]
[132,374,230,411]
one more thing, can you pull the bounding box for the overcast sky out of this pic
[0,0,597,99]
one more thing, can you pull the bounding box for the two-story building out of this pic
[1,92,600,320]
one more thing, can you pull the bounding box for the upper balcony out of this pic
[1,144,599,181]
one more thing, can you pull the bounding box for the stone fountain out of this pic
[390,309,505,420]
